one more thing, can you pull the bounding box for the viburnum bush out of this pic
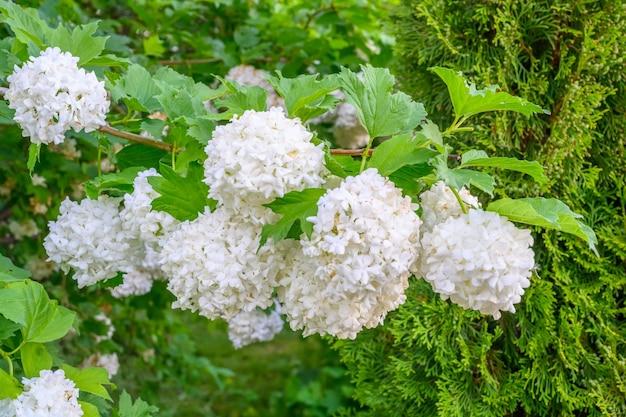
[0,1,600,416]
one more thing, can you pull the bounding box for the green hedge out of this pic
[335,1,626,416]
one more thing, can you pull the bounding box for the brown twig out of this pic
[330,148,373,156]
[98,125,173,151]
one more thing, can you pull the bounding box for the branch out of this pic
[99,125,173,151]
[330,148,373,156]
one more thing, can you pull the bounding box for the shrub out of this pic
[336,1,626,416]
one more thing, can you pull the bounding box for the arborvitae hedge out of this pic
[335,1,626,416]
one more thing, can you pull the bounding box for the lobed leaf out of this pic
[269,72,340,121]
[62,364,114,402]
[460,151,547,184]
[20,342,52,378]
[260,188,326,247]
[487,197,598,254]
[338,65,427,138]
[367,132,436,176]
[430,67,547,119]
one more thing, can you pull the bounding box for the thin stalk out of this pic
[0,350,13,376]
[97,145,102,176]
[99,126,173,152]
[359,137,375,173]
[450,186,469,214]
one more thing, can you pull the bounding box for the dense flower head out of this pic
[203,107,326,216]
[83,353,119,378]
[13,369,82,417]
[6,47,109,145]
[0,400,15,417]
[279,169,422,339]
[227,305,284,349]
[110,268,155,298]
[43,196,135,287]
[419,181,480,231]
[120,169,179,245]
[226,64,284,109]
[417,209,535,319]
[160,207,282,320]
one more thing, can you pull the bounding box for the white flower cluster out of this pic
[7,219,39,240]
[418,209,534,319]
[94,312,115,343]
[43,196,134,287]
[12,370,83,417]
[160,208,281,319]
[6,47,109,145]
[227,305,284,349]
[419,181,479,231]
[83,353,120,378]
[44,169,177,296]
[203,107,326,218]
[279,169,422,339]
[226,64,284,109]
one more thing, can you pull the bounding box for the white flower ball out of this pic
[14,370,83,417]
[120,168,179,244]
[226,64,284,109]
[44,196,135,287]
[332,103,369,149]
[0,400,15,417]
[110,268,155,298]
[419,181,480,232]
[203,107,326,216]
[160,208,282,320]
[83,353,119,378]
[227,305,283,349]
[418,209,535,319]
[6,47,109,145]
[279,169,422,339]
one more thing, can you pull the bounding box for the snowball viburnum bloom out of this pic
[417,209,535,319]
[203,108,326,219]
[226,64,284,109]
[6,47,109,145]
[83,353,120,378]
[160,208,282,320]
[110,268,155,298]
[13,370,83,417]
[419,181,480,232]
[279,169,422,339]
[43,196,135,287]
[227,305,284,349]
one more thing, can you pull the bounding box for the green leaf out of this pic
[432,155,495,195]
[0,100,15,124]
[62,365,113,401]
[27,143,40,174]
[20,342,52,377]
[143,34,165,57]
[459,153,547,184]
[420,120,444,151]
[186,116,215,145]
[84,167,144,199]
[430,67,548,119]
[388,164,433,195]
[86,54,129,68]
[148,163,213,221]
[486,198,598,254]
[269,72,340,121]
[0,316,21,340]
[367,133,436,176]
[115,145,167,171]
[0,368,20,399]
[80,401,101,417]
[260,188,326,247]
[0,253,31,282]
[214,78,267,118]
[0,1,48,49]
[118,391,159,417]
[0,280,75,343]
[338,65,427,138]
[46,21,108,65]
[110,64,161,112]
[324,153,360,178]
